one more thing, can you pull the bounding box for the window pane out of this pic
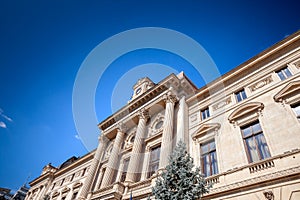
[277,71,286,80]
[252,122,262,134]
[256,134,271,159]
[202,155,211,177]
[283,68,292,78]
[245,137,260,162]
[241,90,247,99]
[201,143,209,154]
[292,104,300,117]
[236,93,242,102]
[242,127,251,137]
[211,151,218,175]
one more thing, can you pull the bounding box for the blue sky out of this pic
[0,0,299,191]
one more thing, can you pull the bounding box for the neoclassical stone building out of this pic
[26,30,300,200]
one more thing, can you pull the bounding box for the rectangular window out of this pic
[241,121,271,163]
[235,89,247,102]
[200,140,218,177]
[201,107,210,120]
[120,158,130,182]
[291,103,300,121]
[276,67,292,80]
[147,146,161,178]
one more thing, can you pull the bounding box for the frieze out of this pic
[249,75,273,92]
[212,97,232,111]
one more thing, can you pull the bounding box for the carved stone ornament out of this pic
[212,97,232,111]
[163,91,178,104]
[249,75,273,92]
[263,191,274,200]
[117,122,128,133]
[138,108,150,120]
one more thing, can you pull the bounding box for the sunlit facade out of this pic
[26,30,300,200]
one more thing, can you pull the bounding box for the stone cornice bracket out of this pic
[117,122,128,133]
[163,90,178,104]
[138,108,150,121]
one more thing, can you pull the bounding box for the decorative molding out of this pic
[208,165,300,195]
[249,75,273,92]
[212,97,232,111]
[263,191,274,200]
[124,127,137,149]
[192,123,220,141]
[148,113,164,136]
[228,102,264,124]
[274,80,300,103]
[117,122,128,133]
[138,108,150,120]
[163,90,178,104]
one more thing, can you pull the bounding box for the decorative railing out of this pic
[249,160,275,173]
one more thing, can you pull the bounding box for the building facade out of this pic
[26,30,300,200]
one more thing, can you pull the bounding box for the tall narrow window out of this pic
[201,140,218,177]
[241,121,271,163]
[147,146,161,178]
[276,67,292,80]
[235,89,247,102]
[201,107,210,120]
[291,102,300,121]
[120,158,130,182]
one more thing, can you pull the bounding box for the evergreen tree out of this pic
[152,140,210,200]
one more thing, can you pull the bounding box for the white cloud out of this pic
[0,108,13,122]
[0,121,7,129]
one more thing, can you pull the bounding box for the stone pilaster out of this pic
[78,134,108,200]
[125,109,149,183]
[101,123,127,187]
[159,91,177,169]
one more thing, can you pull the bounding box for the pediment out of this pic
[274,81,300,102]
[192,123,220,140]
[228,102,264,123]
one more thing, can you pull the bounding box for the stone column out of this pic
[176,96,188,145]
[159,91,177,169]
[125,109,149,183]
[141,147,151,180]
[78,134,109,200]
[101,124,127,187]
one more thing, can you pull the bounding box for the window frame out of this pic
[241,121,271,163]
[276,66,292,81]
[235,89,247,103]
[291,102,300,121]
[201,107,210,120]
[120,157,130,182]
[147,145,161,178]
[200,140,218,177]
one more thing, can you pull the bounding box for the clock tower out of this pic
[130,77,155,100]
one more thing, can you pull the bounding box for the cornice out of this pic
[187,30,300,104]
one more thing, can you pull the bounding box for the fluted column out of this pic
[159,91,177,169]
[78,134,109,200]
[125,109,149,183]
[101,123,127,187]
[177,96,188,144]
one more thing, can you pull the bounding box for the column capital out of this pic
[117,122,128,133]
[98,134,109,144]
[138,108,150,120]
[163,91,178,104]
